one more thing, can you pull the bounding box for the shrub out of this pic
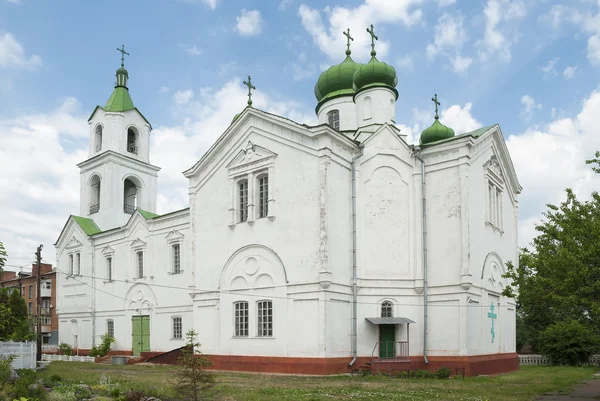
[171,329,216,401]
[58,343,72,356]
[435,366,452,379]
[0,355,14,384]
[538,320,600,365]
[88,334,115,357]
[9,369,46,401]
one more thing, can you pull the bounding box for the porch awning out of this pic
[365,317,415,325]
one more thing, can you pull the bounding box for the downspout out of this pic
[91,236,96,348]
[349,142,365,368]
[414,150,429,365]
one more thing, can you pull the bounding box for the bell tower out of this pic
[77,46,160,230]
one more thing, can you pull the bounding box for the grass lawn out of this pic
[39,362,598,401]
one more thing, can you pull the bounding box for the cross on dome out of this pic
[432,94,441,120]
[243,75,256,107]
[116,45,129,67]
[366,24,378,56]
[343,28,354,56]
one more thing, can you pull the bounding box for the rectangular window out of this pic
[28,285,32,298]
[42,315,51,325]
[107,319,114,338]
[496,189,502,228]
[239,180,248,222]
[137,251,144,278]
[327,110,340,130]
[28,302,32,315]
[257,300,273,337]
[234,301,249,337]
[69,254,74,276]
[258,175,269,218]
[42,336,50,344]
[107,257,112,281]
[486,180,503,230]
[172,244,181,274]
[172,317,182,339]
[76,253,81,275]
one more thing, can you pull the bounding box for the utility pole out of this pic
[35,244,43,363]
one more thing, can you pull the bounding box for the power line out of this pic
[47,260,515,309]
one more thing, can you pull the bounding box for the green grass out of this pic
[39,363,597,401]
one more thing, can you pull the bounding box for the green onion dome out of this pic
[116,67,129,77]
[420,118,455,145]
[353,52,398,98]
[314,51,363,112]
[231,111,242,124]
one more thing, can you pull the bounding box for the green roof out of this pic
[420,118,455,145]
[314,55,363,112]
[138,209,160,220]
[353,56,398,96]
[71,216,102,236]
[420,125,496,147]
[104,86,135,112]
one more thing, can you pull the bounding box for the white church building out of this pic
[55,29,521,375]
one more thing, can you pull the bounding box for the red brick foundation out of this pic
[201,353,518,376]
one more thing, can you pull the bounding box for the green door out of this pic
[379,325,396,358]
[132,315,150,356]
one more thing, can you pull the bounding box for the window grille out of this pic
[107,319,114,338]
[381,301,393,318]
[257,300,273,337]
[69,254,74,276]
[137,251,144,278]
[327,110,340,130]
[172,244,181,274]
[172,317,182,339]
[239,180,248,222]
[234,301,249,337]
[107,257,112,281]
[76,253,81,275]
[258,175,269,218]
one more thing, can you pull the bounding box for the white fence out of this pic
[41,354,95,363]
[0,341,36,370]
[519,354,600,366]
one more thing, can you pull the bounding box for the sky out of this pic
[1,0,600,270]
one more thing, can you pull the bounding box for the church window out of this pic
[364,96,372,120]
[76,253,81,275]
[107,319,114,338]
[172,244,181,274]
[89,175,101,214]
[484,156,504,232]
[258,174,268,219]
[234,301,249,337]
[69,254,74,276]
[94,125,103,152]
[127,127,139,154]
[381,301,393,318]
[107,257,112,281]
[137,251,144,278]
[238,179,248,222]
[172,317,182,339]
[257,300,273,337]
[327,110,340,130]
[123,178,139,214]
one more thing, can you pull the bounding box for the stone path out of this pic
[536,375,600,400]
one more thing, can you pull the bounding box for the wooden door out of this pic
[132,315,150,356]
[379,324,396,358]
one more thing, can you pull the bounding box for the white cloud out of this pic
[588,35,600,65]
[507,90,600,247]
[540,4,583,29]
[563,65,577,79]
[477,0,527,63]
[396,55,414,70]
[0,33,42,69]
[279,0,294,10]
[426,13,469,59]
[520,95,542,120]
[236,9,264,37]
[541,57,559,78]
[438,0,455,6]
[451,55,473,73]
[440,102,482,134]
[173,89,194,105]
[298,0,423,61]
[1,81,315,268]
[198,0,218,9]
[179,44,201,56]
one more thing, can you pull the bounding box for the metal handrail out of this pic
[371,341,410,364]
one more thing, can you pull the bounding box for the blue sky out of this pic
[2,0,600,268]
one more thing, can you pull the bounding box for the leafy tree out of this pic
[538,320,599,365]
[7,289,33,341]
[503,152,600,355]
[89,333,116,357]
[172,329,216,401]
[0,241,6,277]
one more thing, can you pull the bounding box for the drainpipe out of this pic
[91,236,96,348]
[413,150,429,365]
[349,143,365,368]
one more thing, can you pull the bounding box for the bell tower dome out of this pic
[78,45,160,230]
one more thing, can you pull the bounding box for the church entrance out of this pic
[131,315,150,356]
[379,324,396,358]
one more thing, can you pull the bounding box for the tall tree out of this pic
[0,241,6,278]
[7,289,32,341]
[503,153,600,353]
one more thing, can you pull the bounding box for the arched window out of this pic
[381,301,393,318]
[127,127,139,154]
[364,96,372,120]
[327,110,340,130]
[123,178,139,214]
[89,175,101,214]
[94,125,103,152]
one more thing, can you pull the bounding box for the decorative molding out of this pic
[130,238,147,250]
[66,237,83,250]
[318,150,331,275]
[165,230,184,244]
[226,140,277,175]
[101,245,115,256]
[484,154,505,187]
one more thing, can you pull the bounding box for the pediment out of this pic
[65,236,83,250]
[165,230,184,243]
[226,140,277,173]
[130,238,147,249]
[101,245,115,255]
[484,155,505,184]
